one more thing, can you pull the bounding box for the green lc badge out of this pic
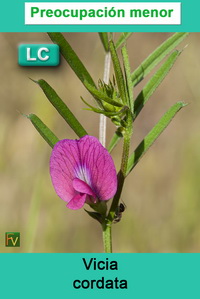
[18,44,60,66]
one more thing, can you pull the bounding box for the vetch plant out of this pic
[26,32,188,252]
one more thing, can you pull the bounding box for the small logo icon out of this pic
[5,232,20,247]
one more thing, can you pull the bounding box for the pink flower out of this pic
[50,135,117,210]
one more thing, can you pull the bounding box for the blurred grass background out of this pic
[0,32,199,253]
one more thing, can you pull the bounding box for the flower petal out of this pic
[73,178,96,197]
[77,136,117,200]
[50,135,117,206]
[67,193,87,210]
[50,139,80,203]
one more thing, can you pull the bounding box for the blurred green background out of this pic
[0,32,199,253]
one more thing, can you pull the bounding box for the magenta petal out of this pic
[73,178,96,197]
[50,139,79,203]
[67,193,87,210]
[77,136,117,200]
[50,135,117,208]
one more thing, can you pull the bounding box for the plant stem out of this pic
[102,220,112,253]
[102,116,133,252]
[108,113,133,222]
[99,51,111,147]
[100,44,133,252]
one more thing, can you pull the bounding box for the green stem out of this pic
[108,113,133,222]
[102,118,132,252]
[100,41,133,253]
[102,220,112,253]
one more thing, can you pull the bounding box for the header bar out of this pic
[0,0,199,32]
[25,2,181,25]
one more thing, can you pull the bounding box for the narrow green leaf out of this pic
[122,45,134,114]
[98,33,109,52]
[134,50,181,118]
[36,79,88,138]
[115,33,132,49]
[84,81,123,108]
[48,33,96,88]
[131,32,188,86]
[82,96,127,117]
[26,113,59,148]
[81,97,108,115]
[126,102,187,175]
[85,108,124,117]
[108,131,123,152]
[81,96,115,116]
[109,40,127,105]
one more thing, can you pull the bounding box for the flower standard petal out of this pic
[50,139,80,203]
[77,136,117,200]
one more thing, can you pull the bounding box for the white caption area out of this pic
[25,2,181,25]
